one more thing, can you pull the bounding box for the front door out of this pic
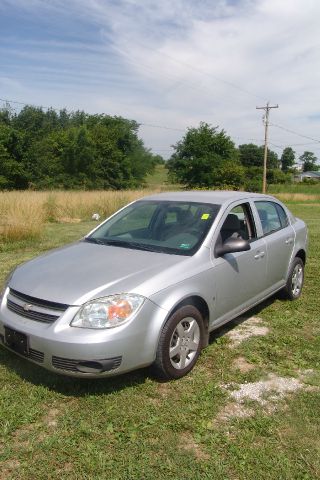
[211,202,268,325]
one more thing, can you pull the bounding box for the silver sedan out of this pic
[0,191,307,379]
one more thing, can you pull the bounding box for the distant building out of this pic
[294,171,320,182]
[293,163,303,172]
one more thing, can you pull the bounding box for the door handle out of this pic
[285,238,293,245]
[254,251,265,260]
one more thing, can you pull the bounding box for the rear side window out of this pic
[255,201,288,235]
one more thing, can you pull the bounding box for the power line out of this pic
[290,142,320,147]
[2,97,319,154]
[0,97,187,133]
[116,38,267,102]
[269,142,284,149]
[139,123,185,132]
[0,97,62,112]
[270,123,320,144]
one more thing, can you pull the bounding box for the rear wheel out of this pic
[282,257,304,300]
[152,305,205,380]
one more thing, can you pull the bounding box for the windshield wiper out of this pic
[102,239,159,252]
[83,237,106,245]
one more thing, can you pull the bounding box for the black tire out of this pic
[282,257,304,300]
[152,305,205,380]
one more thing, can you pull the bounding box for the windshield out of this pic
[86,200,220,256]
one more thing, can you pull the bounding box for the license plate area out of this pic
[4,327,29,356]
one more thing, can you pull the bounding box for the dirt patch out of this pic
[225,316,269,347]
[219,371,319,421]
[44,408,60,428]
[180,432,210,461]
[223,373,304,411]
[156,382,172,398]
[0,459,21,478]
[55,462,73,474]
[11,423,35,450]
[217,402,255,422]
[232,356,255,373]
[6,405,62,455]
[58,217,81,223]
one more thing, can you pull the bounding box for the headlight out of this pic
[0,268,16,302]
[71,294,145,329]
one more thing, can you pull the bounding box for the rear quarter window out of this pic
[274,203,289,228]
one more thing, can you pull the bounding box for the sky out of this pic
[0,0,320,162]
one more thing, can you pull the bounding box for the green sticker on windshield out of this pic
[180,243,190,249]
[201,213,210,220]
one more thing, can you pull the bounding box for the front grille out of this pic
[52,355,122,373]
[7,288,69,324]
[7,299,60,323]
[9,289,69,311]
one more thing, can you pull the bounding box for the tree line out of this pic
[0,105,164,190]
[0,106,318,191]
[168,123,319,190]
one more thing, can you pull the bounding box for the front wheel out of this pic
[152,305,205,380]
[282,257,304,300]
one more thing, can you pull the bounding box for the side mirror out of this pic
[215,237,250,257]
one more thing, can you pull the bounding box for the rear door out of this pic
[253,201,295,289]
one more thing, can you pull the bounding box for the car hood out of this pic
[9,241,190,305]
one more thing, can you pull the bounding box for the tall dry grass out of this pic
[273,193,320,202]
[2,188,318,243]
[0,190,160,242]
[0,191,46,242]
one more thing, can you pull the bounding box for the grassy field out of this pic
[0,194,319,479]
[0,166,319,242]
[0,190,158,243]
[267,183,320,195]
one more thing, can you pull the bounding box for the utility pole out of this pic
[256,102,278,193]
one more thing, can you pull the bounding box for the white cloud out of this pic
[1,0,320,159]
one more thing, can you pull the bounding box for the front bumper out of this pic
[0,289,168,378]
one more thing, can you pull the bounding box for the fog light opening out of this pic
[76,361,104,374]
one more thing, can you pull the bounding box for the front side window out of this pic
[219,203,256,243]
[255,201,287,235]
[87,200,220,256]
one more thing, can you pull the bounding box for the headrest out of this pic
[223,213,240,230]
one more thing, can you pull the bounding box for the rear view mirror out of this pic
[215,237,250,257]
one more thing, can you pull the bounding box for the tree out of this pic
[238,143,261,167]
[167,122,240,188]
[0,105,156,190]
[281,147,295,172]
[238,143,279,169]
[0,123,29,188]
[299,151,318,172]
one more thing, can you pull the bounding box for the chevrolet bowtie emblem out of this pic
[23,303,33,312]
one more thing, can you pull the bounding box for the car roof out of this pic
[139,190,278,206]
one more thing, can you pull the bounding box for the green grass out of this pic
[0,203,319,479]
[268,183,320,195]
[146,165,320,197]
[145,164,177,190]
